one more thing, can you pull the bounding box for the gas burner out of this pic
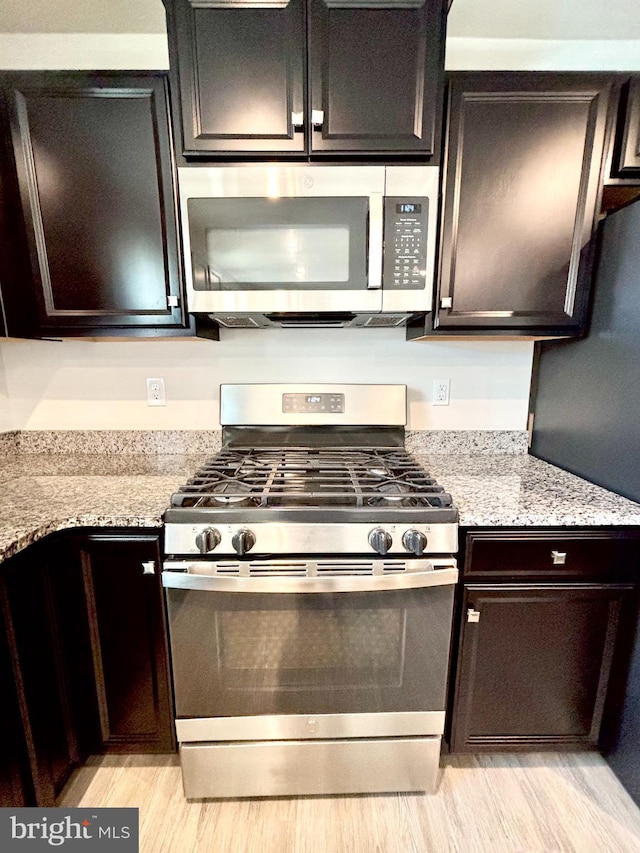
[209,481,253,505]
[377,482,412,501]
[368,466,393,479]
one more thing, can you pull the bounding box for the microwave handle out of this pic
[367,192,384,289]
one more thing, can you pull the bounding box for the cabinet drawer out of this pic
[465,532,640,580]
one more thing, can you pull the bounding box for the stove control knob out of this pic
[232,528,256,555]
[402,529,428,557]
[369,528,393,555]
[195,527,221,554]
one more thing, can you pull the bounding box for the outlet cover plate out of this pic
[146,377,166,407]
[433,379,450,406]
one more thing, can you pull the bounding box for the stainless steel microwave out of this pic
[177,165,439,328]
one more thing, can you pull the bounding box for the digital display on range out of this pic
[396,203,422,214]
[282,393,345,413]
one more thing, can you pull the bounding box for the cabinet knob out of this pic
[440,297,453,309]
[291,111,304,131]
[467,608,480,623]
[142,561,156,575]
[551,550,567,565]
[311,109,324,129]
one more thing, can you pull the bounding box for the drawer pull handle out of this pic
[551,551,567,565]
[467,608,480,623]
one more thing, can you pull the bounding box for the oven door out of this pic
[178,166,385,315]
[163,560,457,742]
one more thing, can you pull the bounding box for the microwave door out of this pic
[179,166,386,315]
[185,197,383,315]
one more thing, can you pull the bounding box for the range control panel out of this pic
[383,197,429,290]
[282,393,345,414]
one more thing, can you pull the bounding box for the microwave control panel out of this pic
[383,198,429,290]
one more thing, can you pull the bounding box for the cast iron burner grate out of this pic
[170,447,453,510]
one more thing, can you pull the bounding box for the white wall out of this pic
[0,332,533,432]
[0,345,13,432]
[2,0,640,71]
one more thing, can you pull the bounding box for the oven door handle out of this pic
[161,565,458,593]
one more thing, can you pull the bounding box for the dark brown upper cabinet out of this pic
[612,77,640,178]
[418,73,614,337]
[0,73,191,338]
[163,0,446,158]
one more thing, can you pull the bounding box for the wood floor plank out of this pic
[56,753,640,853]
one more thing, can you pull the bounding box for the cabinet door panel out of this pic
[81,535,175,753]
[1,554,79,804]
[451,585,630,752]
[437,74,613,331]
[170,0,306,155]
[309,0,445,154]
[0,597,32,807]
[3,73,186,334]
[616,77,640,174]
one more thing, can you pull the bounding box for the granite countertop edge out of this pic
[1,515,164,565]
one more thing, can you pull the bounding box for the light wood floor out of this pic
[58,752,640,853]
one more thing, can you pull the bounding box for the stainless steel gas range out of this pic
[162,384,458,799]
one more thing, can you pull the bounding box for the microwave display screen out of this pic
[396,203,422,214]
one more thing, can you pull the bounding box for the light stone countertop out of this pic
[419,453,640,528]
[1,446,640,565]
[0,452,209,564]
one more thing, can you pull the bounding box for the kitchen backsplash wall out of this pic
[0,344,13,432]
[0,331,533,432]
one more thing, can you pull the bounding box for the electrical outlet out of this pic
[146,377,166,407]
[433,378,450,406]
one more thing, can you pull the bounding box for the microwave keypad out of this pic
[383,198,428,290]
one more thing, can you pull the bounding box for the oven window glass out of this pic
[218,608,404,688]
[167,586,454,718]
[188,197,368,291]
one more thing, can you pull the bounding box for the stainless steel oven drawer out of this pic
[180,736,441,799]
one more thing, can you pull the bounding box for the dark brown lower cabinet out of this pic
[0,594,32,807]
[78,533,175,754]
[0,543,80,805]
[450,584,633,752]
[0,530,175,807]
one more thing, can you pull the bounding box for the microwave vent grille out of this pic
[216,316,261,328]
[364,315,407,328]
